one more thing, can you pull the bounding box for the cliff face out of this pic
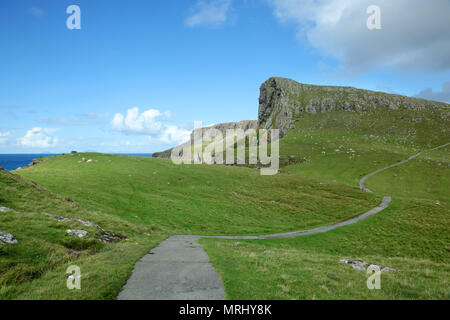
[152,120,258,158]
[153,77,449,158]
[190,120,258,141]
[258,77,448,137]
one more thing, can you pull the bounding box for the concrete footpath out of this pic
[117,235,225,300]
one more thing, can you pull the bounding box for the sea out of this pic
[0,154,153,171]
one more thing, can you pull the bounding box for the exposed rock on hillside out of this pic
[339,259,396,272]
[191,120,258,137]
[67,229,88,238]
[259,77,449,137]
[45,212,128,242]
[153,77,449,156]
[23,158,41,169]
[153,120,258,159]
[0,232,18,244]
[100,230,127,243]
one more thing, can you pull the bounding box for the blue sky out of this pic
[1,0,449,153]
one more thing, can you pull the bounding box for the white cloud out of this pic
[268,0,450,74]
[160,125,192,144]
[415,81,450,103]
[112,107,162,135]
[185,0,232,27]
[112,107,191,145]
[18,128,59,148]
[0,132,11,145]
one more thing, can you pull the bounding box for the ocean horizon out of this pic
[0,153,154,171]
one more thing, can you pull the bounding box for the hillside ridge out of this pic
[153,77,449,157]
[259,77,449,137]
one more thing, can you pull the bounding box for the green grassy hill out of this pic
[2,152,376,299]
[2,78,449,300]
[16,153,376,236]
[201,106,450,299]
[0,167,163,299]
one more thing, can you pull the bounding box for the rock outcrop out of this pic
[339,259,396,272]
[0,232,18,244]
[23,158,42,169]
[153,77,449,156]
[153,120,258,159]
[45,212,127,243]
[191,120,258,138]
[258,77,449,137]
[67,229,89,238]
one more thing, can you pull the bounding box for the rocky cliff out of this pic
[190,120,258,141]
[258,77,449,137]
[153,77,449,158]
[152,120,258,158]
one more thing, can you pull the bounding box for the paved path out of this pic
[118,236,225,300]
[360,142,450,193]
[118,143,449,300]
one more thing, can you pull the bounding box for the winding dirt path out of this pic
[118,142,449,300]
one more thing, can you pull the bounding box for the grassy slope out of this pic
[17,154,377,236]
[5,150,377,299]
[0,168,163,299]
[201,108,450,299]
[3,101,448,300]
